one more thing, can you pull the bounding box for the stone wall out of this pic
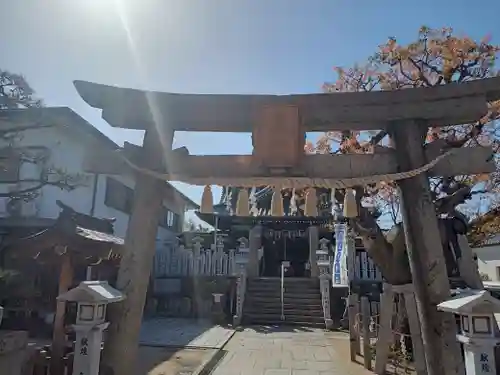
[150,276,237,319]
[0,330,29,375]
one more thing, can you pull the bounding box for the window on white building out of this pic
[104,177,134,213]
[0,155,20,183]
[159,207,180,231]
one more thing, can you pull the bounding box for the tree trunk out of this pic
[101,130,168,375]
[351,211,412,285]
[51,254,73,375]
[391,121,464,375]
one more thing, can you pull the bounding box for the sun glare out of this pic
[78,0,118,12]
[76,0,181,177]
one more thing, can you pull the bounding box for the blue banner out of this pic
[333,224,346,285]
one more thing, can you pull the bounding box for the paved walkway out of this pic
[210,326,373,375]
[139,318,235,349]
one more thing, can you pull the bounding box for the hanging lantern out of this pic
[343,188,358,218]
[271,187,284,216]
[236,188,250,216]
[200,185,214,213]
[304,188,318,216]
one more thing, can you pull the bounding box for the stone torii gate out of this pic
[74,77,500,375]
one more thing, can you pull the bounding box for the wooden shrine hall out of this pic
[197,211,336,277]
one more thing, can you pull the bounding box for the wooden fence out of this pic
[354,249,383,282]
[153,238,382,281]
[153,236,254,277]
[154,244,239,277]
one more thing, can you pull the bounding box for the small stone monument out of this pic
[317,237,333,329]
[233,237,250,325]
[437,289,500,375]
[0,303,29,375]
[235,237,250,270]
[57,281,125,375]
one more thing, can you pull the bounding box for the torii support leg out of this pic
[247,226,261,277]
[51,254,73,375]
[391,121,464,375]
[308,226,319,277]
[101,129,168,375]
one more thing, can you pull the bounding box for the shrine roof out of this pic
[57,281,124,303]
[5,202,123,262]
[73,226,124,245]
[468,206,500,247]
[438,289,500,313]
[73,78,500,132]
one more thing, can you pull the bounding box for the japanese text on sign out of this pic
[480,353,490,373]
[80,337,89,356]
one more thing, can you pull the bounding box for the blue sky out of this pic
[1,0,499,214]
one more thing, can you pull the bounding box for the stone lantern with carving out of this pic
[438,289,500,375]
[57,281,124,375]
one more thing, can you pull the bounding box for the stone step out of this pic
[244,313,325,325]
[245,307,324,316]
[244,277,324,326]
[245,298,322,309]
[247,283,319,290]
[247,291,320,298]
[247,283,320,289]
[249,277,319,283]
[243,319,325,328]
[245,300,322,308]
[248,280,320,287]
[246,292,321,298]
[246,290,320,297]
[247,283,319,289]
[248,278,319,284]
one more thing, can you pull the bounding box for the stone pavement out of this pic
[210,325,373,375]
[135,347,218,375]
[139,318,235,349]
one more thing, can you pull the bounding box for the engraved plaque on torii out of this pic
[252,104,305,174]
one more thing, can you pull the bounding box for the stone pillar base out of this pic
[325,319,333,330]
[233,315,242,326]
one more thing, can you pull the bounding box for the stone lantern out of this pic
[316,237,331,277]
[57,281,125,375]
[316,237,333,329]
[437,289,500,375]
[235,237,250,273]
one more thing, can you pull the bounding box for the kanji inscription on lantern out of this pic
[80,336,89,356]
[480,353,490,373]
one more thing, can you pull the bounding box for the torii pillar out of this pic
[101,130,168,375]
[391,121,464,375]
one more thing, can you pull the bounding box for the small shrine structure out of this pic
[2,200,123,375]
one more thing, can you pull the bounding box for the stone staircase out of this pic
[243,277,325,327]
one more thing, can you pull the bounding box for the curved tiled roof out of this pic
[468,206,500,247]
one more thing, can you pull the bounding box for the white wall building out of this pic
[0,107,198,242]
[474,236,500,282]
